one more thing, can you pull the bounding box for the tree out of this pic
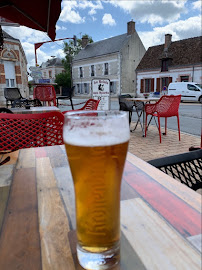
[55,72,71,88]
[62,34,93,81]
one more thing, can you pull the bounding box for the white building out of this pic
[0,30,28,105]
[39,57,65,84]
[72,21,146,97]
[136,35,202,95]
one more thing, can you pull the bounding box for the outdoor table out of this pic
[0,145,201,270]
[126,97,160,136]
[10,106,60,114]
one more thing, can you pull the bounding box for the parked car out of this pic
[168,82,202,102]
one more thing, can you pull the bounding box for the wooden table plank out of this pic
[124,161,201,237]
[127,153,201,211]
[121,198,201,270]
[0,186,10,232]
[0,168,41,270]
[36,157,75,270]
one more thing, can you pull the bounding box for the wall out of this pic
[0,39,28,105]
[120,31,146,95]
[72,53,120,96]
[136,64,202,96]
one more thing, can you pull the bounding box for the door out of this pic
[4,61,16,88]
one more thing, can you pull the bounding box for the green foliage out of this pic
[57,34,93,87]
[55,72,71,88]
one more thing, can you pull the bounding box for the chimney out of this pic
[82,36,88,48]
[164,34,172,51]
[127,20,135,36]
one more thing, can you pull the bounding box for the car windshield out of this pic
[196,84,202,90]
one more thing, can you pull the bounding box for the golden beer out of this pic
[65,141,128,252]
[63,110,130,269]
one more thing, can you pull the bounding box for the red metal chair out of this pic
[0,111,64,152]
[145,95,181,143]
[62,99,100,114]
[33,85,57,106]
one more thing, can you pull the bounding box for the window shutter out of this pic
[169,77,172,84]
[140,79,144,93]
[156,78,160,92]
[151,78,154,92]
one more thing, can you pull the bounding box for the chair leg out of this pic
[177,114,180,141]
[158,116,162,143]
[145,113,148,137]
[129,111,132,125]
[165,117,167,135]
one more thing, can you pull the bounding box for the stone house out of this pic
[72,21,146,97]
[0,30,28,105]
[136,35,202,95]
[39,57,65,84]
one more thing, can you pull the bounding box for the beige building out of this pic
[72,21,146,97]
[0,30,28,105]
[38,57,65,84]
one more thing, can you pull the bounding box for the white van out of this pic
[168,82,202,102]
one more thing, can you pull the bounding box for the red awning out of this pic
[0,0,62,40]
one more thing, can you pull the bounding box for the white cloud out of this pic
[109,0,187,25]
[60,1,103,23]
[139,15,201,49]
[56,25,67,31]
[102,13,116,26]
[192,0,201,10]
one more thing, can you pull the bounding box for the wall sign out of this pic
[92,79,110,110]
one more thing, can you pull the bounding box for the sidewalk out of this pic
[128,123,201,161]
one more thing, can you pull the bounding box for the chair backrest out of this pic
[118,94,134,112]
[33,85,56,106]
[79,99,100,110]
[4,88,23,101]
[148,149,202,191]
[155,95,181,117]
[62,86,75,97]
[0,111,64,152]
[0,107,13,114]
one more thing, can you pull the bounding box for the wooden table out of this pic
[126,97,160,136]
[0,145,201,270]
[10,106,60,114]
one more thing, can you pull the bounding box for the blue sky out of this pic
[2,0,201,69]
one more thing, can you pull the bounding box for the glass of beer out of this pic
[63,111,130,270]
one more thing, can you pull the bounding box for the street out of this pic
[64,99,202,136]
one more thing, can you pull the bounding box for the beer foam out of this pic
[63,115,130,146]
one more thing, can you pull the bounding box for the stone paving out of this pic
[128,123,201,162]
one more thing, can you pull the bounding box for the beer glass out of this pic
[63,111,130,269]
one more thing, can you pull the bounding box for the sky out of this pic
[2,0,202,70]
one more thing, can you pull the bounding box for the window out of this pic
[10,79,15,87]
[161,59,169,72]
[187,84,200,91]
[104,63,108,75]
[6,79,9,87]
[180,76,189,82]
[43,72,46,77]
[49,70,52,78]
[145,79,152,93]
[79,67,83,78]
[76,84,80,94]
[84,83,90,94]
[110,81,116,94]
[4,61,16,88]
[91,65,94,76]
[161,77,169,89]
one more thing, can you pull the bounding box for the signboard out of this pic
[39,79,50,84]
[29,66,42,79]
[92,79,110,110]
